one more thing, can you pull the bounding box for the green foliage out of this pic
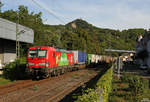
[1,6,146,55]
[76,89,99,102]
[128,75,145,99]
[96,68,113,102]
[3,57,27,80]
[0,77,12,85]
[121,73,133,83]
[110,73,150,102]
[120,73,148,101]
[33,85,39,91]
[75,67,113,102]
[110,96,126,102]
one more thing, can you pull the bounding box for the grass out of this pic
[33,85,39,91]
[0,77,12,85]
[109,76,133,102]
[72,73,80,79]
[140,88,150,100]
[109,74,150,102]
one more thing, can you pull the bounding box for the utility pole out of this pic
[16,12,25,58]
[16,12,19,58]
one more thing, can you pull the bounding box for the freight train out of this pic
[26,46,113,79]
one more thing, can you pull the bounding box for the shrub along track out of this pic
[0,66,105,102]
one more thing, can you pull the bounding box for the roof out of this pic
[0,18,34,43]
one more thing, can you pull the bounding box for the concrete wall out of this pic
[0,18,34,43]
[0,39,16,69]
[0,39,4,69]
[3,39,16,64]
[0,18,34,70]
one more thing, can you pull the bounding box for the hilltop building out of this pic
[0,18,34,69]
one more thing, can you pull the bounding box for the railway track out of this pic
[0,77,59,96]
[0,69,99,102]
[23,79,68,102]
[0,69,81,96]
[22,74,95,102]
[45,81,83,102]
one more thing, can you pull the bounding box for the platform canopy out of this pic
[0,18,34,43]
[105,49,136,53]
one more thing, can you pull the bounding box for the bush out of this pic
[3,57,28,80]
[121,73,133,83]
[128,76,144,97]
[75,66,113,102]
[121,74,148,101]
[76,89,99,102]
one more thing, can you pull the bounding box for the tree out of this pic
[1,6,146,55]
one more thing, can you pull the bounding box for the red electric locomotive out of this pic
[26,46,74,79]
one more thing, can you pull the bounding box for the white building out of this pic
[0,18,34,69]
[135,30,150,68]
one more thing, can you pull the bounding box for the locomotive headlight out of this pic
[38,62,49,67]
[46,62,49,67]
[28,63,35,66]
[38,63,46,66]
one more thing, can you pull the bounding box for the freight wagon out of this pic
[72,51,87,64]
[87,54,115,65]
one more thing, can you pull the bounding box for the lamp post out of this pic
[16,12,25,58]
[16,12,19,58]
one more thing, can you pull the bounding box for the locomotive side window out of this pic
[53,52,55,58]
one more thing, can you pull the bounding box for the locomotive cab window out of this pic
[38,50,47,57]
[29,50,47,58]
[53,52,55,58]
[29,50,37,58]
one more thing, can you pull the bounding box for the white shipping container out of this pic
[91,54,96,63]
[72,51,78,64]
[95,55,99,63]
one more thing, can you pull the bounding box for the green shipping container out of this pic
[57,53,69,66]
[87,54,92,64]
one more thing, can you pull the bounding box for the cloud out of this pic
[56,0,150,30]
[2,0,150,30]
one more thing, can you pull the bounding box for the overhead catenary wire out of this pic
[31,0,69,48]
[30,0,86,52]
[30,0,79,50]
[31,0,66,25]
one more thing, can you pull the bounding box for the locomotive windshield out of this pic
[29,50,37,58]
[29,50,47,58]
[38,50,47,57]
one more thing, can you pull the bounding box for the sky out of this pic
[1,0,150,30]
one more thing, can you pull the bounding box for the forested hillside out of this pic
[0,5,146,55]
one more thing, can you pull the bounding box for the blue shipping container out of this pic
[78,51,87,64]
